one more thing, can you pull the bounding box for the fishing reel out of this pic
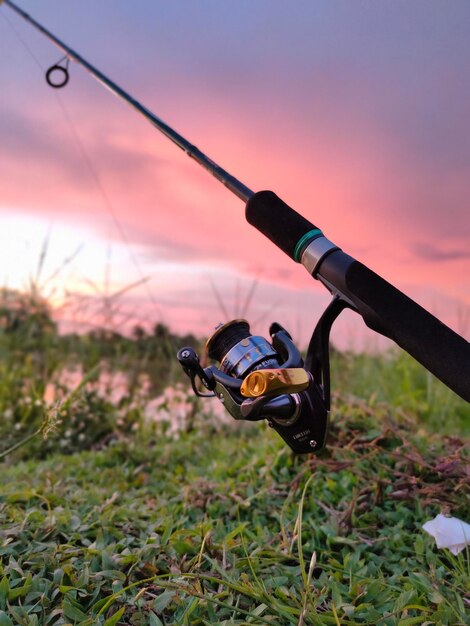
[177,298,347,453]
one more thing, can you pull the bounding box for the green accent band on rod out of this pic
[293,229,323,262]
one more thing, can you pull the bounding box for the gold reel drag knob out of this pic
[240,368,310,398]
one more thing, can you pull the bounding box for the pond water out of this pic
[43,365,232,434]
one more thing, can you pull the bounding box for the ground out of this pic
[1,396,468,625]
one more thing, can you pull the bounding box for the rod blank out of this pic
[3,0,253,202]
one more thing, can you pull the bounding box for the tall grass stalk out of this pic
[0,364,99,460]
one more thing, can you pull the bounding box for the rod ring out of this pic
[45,64,69,88]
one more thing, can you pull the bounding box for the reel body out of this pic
[177,310,341,453]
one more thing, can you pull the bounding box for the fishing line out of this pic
[0,9,164,325]
[207,275,230,321]
[51,96,164,322]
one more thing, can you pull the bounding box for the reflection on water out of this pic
[44,367,147,405]
[44,365,232,434]
[144,385,231,435]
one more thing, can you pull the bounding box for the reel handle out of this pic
[246,190,470,403]
[177,347,215,394]
[240,368,310,397]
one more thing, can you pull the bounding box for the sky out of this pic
[0,0,469,350]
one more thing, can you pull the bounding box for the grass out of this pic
[331,349,470,436]
[0,292,469,623]
[1,400,469,625]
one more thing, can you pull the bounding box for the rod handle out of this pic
[321,252,470,402]
[245,190,470,402]
[246,190,322,261]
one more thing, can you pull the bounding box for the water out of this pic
[43,365,232,434]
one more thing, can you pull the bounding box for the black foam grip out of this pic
[245,190,318,259]
[320,253,470,402]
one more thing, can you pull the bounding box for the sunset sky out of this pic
[1,1,469,349]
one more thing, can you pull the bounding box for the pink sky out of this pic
[0,1,469,349]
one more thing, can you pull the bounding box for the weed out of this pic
[0,405,468,624]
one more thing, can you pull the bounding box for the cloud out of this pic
[0,104,168,190]
[413,242,470,262]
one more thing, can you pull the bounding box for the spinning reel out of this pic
[177,296,348,453]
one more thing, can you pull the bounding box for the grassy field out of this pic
[0,298,469,625]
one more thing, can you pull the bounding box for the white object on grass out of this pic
[422,514,470,555]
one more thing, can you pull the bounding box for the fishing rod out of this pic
[4,0,470,453]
